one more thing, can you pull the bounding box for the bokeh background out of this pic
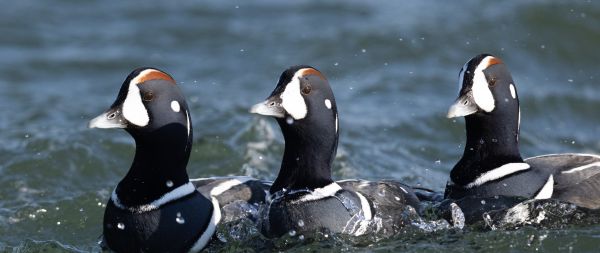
[0,0,599,251]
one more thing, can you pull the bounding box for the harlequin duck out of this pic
[89,67,270,252]
[250,65,421,238]
[445,54,600,211]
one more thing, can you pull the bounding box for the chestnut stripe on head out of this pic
[485,57,503,68]
[299,68,326,80]
[131,69,176,86]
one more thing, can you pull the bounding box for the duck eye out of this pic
[301,84,312,95]
[142,91,154,101]
[107,112,116,119]
[489,77,497,87]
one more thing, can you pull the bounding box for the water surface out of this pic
[0,0,599,251]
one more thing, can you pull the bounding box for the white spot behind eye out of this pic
[171,101,181,112]
[280,71,308,120]
[471,56,496,112]
[324,99,332,109]
[122,83,149,127]
[509,84,516,99]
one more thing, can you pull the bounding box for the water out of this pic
[1,0,599,251]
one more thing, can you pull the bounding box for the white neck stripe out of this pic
[111,182,196,213]
[189,196,222,252]
[465,163,531,188]
[534,175,554,199]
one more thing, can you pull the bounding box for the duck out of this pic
[250,65,421,238]
[89,67,270,252]
[444,54,600,214]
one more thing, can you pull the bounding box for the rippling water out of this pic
[1,0,599,251]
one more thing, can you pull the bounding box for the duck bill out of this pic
[447,93,478,118]
[250,98,285,118]
[89,108,127,129]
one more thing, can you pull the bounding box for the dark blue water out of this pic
[1,0,599,251]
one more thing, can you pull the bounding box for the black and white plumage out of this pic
[250,66,420,238]
[89,68,269,252]
[445,54,600,210]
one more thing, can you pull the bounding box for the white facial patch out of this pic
[122,82,150,127]
[509,84,516,99]
[171,100,180,112]
[471,56,496,112]
[280,70,308,120]
[324,99,332,109]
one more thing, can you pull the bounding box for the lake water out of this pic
[1,0,599,252]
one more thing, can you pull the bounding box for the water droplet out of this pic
[568,79,574,83]
[176,212,185,224]
[491,138,498,143]
[571,140,576,144]
[394,196,401,201]
[434,160,441,165]
[479,139,485,144]
[299,235,305,240]
[79,208,84,212]
[297,220,304,227]
[117,223,125,230]
[361,49,366,53]
[97,202,102,206]
[334,62,339,66]
[56,221,61,225]
[258,156,263,160]
[324,234,329,238]
[166,180,174,188]
[296,157,300,161]
[540,45,545,49]
[24,134,30,138]
[480,200,486,205]
[289,230,296,236]
[286,117,294,125]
